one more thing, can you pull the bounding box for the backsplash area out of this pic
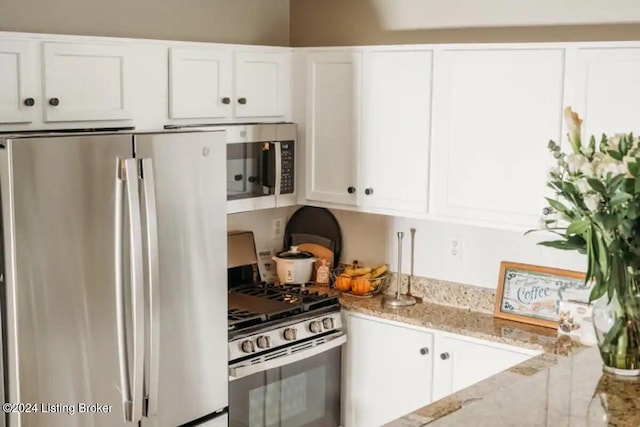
[382,273,496,314]
[227,206,297,281]
[329,209,586,290]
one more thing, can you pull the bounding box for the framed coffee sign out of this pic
[494,261,591,329]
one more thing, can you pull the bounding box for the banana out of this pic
[350,267,372,276]
[371,264,388,278]
[342,268,355,277]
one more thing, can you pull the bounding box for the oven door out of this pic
[229,333,345,427]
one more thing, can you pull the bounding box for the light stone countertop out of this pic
[332,292,639,427]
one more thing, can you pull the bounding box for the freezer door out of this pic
[135,131,228,426]
[1,134,136,427]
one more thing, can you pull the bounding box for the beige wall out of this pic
[0,0,290,45]
[290,0,640,46]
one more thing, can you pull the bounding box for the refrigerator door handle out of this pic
[141,158,160,417]
[121,158,145,423]
[114,159,133,421]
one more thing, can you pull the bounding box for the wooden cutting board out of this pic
[297,243,334,268]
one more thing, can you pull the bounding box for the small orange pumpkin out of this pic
[351,277,371,295]
[335,274,352,291]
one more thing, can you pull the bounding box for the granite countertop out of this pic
[339,293,576,354]
[330,292,640,427]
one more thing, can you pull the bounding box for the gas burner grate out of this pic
[227,283,340,333]
[228,308,267,331]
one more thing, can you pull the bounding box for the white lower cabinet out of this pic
[345,313,433,427]
[431,333,539,402]
[343,312,540,426]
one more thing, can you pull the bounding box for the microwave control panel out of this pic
[280,142,294,194]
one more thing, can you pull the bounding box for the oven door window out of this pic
[230,346,341,427]
[227,142,274,200]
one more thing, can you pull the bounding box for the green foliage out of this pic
[537,108,640,305]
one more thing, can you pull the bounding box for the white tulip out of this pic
[579,162,595,178]
[584,194,601,212]
[566,154,587,174]
[608,134,623,149]
[575,178,590,194]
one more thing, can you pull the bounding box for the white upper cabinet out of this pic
[573,47,640,137]
[361,49,433,214]
[169,47,232,119]
[430,48,566,228]
[345,313,433,427]
[234,51,290,118]
[0,40,37,124]
[305,50,362,205]
[42,42,133,122]
[169,47,291,121]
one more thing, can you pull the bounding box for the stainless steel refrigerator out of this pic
[0,130,228,427]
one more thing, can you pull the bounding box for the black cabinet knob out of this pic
[419,347,429,356]
[542,207,554,215]
[364,188,374,195]
[440,352,450,360]
[24,98,35,107]
[234,174,243,181]
[248,176,258,183]
[238,97,247,105]
[48,98,60,106]
[347,186,356,194]
[222,97,231,105]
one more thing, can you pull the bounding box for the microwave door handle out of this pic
[124,158,145,423]
[261,142,277,192]
[141,158,160,417]
[274,142,282,196]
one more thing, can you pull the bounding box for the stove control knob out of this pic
[322,317,335,330]
[309,321,322,333]
[256,335,271,349]
[241,340,255,353]
[283,328,297,341]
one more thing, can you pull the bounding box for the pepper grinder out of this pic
[383,232,417,307]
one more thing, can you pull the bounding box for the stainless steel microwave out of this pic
[165,123,297,213]
[225,123,296,213]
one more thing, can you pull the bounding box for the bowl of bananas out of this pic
[331,261,389,297]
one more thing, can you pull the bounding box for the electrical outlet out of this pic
[448,236,462,261]
[273,217,284,239]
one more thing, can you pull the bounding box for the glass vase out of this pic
[592,292,640,376]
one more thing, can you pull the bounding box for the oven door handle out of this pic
[229,333,346,381]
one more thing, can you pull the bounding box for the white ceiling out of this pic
[372,0,640,29]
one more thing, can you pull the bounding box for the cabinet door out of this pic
[573,47,640,136]
[432,334,536,402]
[430,48,565,228]
[234,51,290,118]
[0,40,36,124]
[169,47,232,119]
[305,51,361,205]
[345,314,433,427]
[43,42,132,122]
[361,49,433,214]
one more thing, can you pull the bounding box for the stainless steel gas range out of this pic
[227,231,344,427]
